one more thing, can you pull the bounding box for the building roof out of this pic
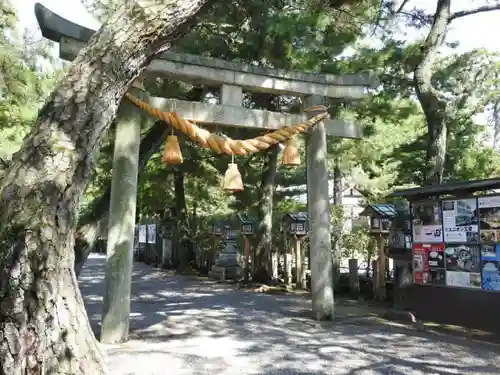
[283,212,308,221]
[359,204,396,219]
[389,177,500,200]
[237,214,257,223]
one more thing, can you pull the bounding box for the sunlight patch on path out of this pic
[79,254,500,375]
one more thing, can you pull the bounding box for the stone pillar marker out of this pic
[101,84,146,344]
[305,95,335,320]
[284,251,292,286]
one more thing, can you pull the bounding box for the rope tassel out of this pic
[222,156,244,192]
[282,137,301,166]
[161,135,183,165]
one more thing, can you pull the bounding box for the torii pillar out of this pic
[305,95,334,320]
[100,83,147,344]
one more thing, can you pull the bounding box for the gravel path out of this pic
[80,254,500,375]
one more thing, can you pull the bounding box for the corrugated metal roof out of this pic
[389,177,500,199]
[359,204,396,218]
[284,212,308,221]
[372,204,396,218]
[237,213,256,223]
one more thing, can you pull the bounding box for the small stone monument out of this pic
[209,223,242,280]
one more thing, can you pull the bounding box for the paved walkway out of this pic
[80,254,500,375]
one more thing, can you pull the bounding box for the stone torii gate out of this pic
[36,4,374,343]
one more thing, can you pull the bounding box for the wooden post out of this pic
[301,239,307,288]
[294,237,307,289]
[372,259,378,299]
[348,258,360,298]
[294,237,302,288]
[271,252,278,280]
[305,95,334,320]
[377,234,387,300]
[244,235,250,282]
[284,250,292,286]
[101,86,145,344]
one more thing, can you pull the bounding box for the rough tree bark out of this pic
[414,0,500,184]
[331,156,343,282]
[413,0,450,185]
[174,166,193,270]
[74,120,169,277]
[251,94,280,283]
[253,145,279,282]
[0,0,212,373]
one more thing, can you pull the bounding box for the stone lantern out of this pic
[282,212,309,288]
[212,222,223,236]
[208,219,241,281]
[239,216,256,236]
[359,204,397,301]
[283,212,309,237]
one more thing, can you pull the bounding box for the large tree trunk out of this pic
[0,0,212,373]
[331,156,343,282]
[414,0,500,184]
[253,145,279,282]
[414,0,450,185]
[174,166,192,270]
[74,120,169,277]
[251,94,279,283]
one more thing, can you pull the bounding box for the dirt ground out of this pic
[80,254,500,375]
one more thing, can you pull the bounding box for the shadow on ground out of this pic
[79,254,500,375]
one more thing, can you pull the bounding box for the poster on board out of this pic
[411,201,443,243]
[147,224,156,244]
[481,244,500,291]
[444,244,481,288]
[445,271,481,288]
[442,199,479,243]
[478,196,500,243]
[138,225,146,243]
[412,244,446,285]
[425,243,446,285]
[412,244,428,284]
[427,243,445,269]
[444,244,480,272]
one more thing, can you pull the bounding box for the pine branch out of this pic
[393,0,411,15]
[0,157,9,170]
[449,3,500,22]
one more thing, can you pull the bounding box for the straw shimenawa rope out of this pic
[125,93,329,156]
